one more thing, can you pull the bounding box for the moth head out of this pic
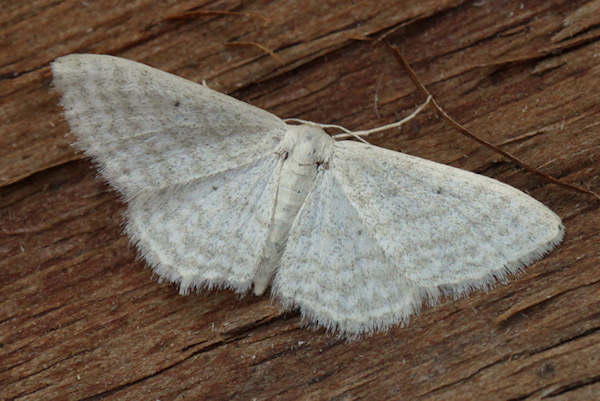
[283,124,334,166]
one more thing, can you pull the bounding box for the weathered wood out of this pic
[1,1,599,400]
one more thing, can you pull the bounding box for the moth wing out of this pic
[273,140,563,336]
[126,155,283,294]
[52,54,286,198]
[273,167,421,336]
[53,53,289,292]
[329,141,563,291]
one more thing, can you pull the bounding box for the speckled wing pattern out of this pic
[52,54,286,293]
[52,54,286,199]
[273,169,422,335]
[126,155,283,294]
[274,141,564,335]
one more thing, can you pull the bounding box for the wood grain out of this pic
[1,1,599,400]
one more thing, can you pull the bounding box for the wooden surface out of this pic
[1,1,599,400]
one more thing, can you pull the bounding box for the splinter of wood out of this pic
[165,9,270,23]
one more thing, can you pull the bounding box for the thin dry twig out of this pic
[386,43,600,201]
[374,20,415,43]
[226,41,284,65]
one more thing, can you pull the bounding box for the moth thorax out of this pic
[283,124,334,165]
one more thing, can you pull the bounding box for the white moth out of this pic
[51,54,564,336]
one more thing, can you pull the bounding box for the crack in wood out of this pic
[417,326,600,398]
[497,278,600,324]
[417,354,513,398]
[5,345,100,386]
[542,374,600,398]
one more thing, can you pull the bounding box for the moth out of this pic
[52,54,563,336]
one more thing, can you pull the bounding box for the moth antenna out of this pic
[284,118,371,144]
[285,96,430,144]
[332,95,431,140]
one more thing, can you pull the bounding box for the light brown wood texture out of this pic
[1,1,599,400]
